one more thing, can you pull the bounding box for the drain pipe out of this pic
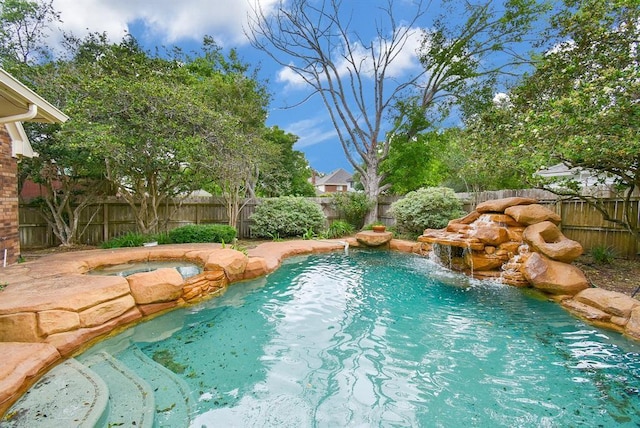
[0,103,38,124]
[1,237,6,267]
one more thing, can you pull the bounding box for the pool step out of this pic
[80,351,155,428]
[116,345,192,426]
[1,358,109,427]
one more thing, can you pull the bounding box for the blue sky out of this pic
[46,0,531,175]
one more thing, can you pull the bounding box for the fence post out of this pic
[102,203,109,242]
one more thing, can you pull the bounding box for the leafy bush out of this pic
[101,232,147,248]
[330,192,373,229]
[590,245,615,265]
[168,224,237,244]
[250,197,326,238]
[325,220,355,238]
[390,187,464,237]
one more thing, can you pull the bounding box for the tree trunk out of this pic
[362,159,382,225]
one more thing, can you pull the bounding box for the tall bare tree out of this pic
[247,0,546,222]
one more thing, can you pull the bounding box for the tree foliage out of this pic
[463,0,640,238]
[0,0,59,65]
[380,131,450,195]
[247,0,546,222]
[258,126,315,197]
[11,25,276,240]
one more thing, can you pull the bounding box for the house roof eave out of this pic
[0,68,68,124]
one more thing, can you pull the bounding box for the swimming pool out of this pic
[14,250,640,426]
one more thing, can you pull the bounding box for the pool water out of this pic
[82,250,639,426]
[88,260,202,279]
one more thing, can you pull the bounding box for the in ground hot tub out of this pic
[89,261,202,279]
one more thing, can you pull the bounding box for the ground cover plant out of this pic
[324,220,355,239]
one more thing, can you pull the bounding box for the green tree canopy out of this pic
[463,0,640,237]
[258,126,315,197]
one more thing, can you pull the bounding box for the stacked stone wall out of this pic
[0,126,19,265]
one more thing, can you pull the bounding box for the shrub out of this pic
[325,220,355,238]
[590,245,615,265]
[101,232,146,248]
[168,224,237,244]
[330,192,373,229]
[390,187,465,237]
[250,196,326,238]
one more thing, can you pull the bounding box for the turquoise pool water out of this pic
[82,250,639,426]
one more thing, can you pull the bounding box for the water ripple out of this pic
[87,250,640,427]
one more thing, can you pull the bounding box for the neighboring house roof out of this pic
[0,68,68,158]
[536,163,615,187]
[315,168,353,186]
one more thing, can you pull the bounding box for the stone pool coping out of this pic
[1,237,639,417]
[0,238,420,415]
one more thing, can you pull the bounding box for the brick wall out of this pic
[0,125,20,265]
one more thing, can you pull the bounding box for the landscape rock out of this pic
[127,268,184,304]
[0,312,40,342]
[463,252,506,271]
[356,230,393,247]
[523,221,583,262]
[78,295,137,328]
[562,299,612,323]
[625,306,640,340]
[504,204,561,225]
[522,252,589,295]
[469,224,510,246]
[447,210,481,227]
[476,197,537,213]
[37,310,80,336]
[574,288,639,319]
[0,342,60,415]
[204,249,248,281]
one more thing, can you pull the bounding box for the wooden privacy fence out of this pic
[19,191,639,258]
[19,196,379,247]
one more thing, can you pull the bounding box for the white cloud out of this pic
[51,0,278,46]
[286,117,337,148]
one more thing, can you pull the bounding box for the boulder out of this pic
[0,342,61,414]
[463,252,506,271]
[625,306,640,340]
[0,312,40,342]
[476,197,537,213]
[389,239,422,253]
[573,288,639,319]
[447,210,481,227]
[37,310,81,336]
[522,252,589,295]
[504,204,561,225]
[562,299,612,323]
[47,307,142,356]
[78,295,137,328]
[355,230,393,247]
[204,249,249,281]
[478,213,522,227]
[127,268,184,304]
[523,221,583,262]
[469,224,510,246]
